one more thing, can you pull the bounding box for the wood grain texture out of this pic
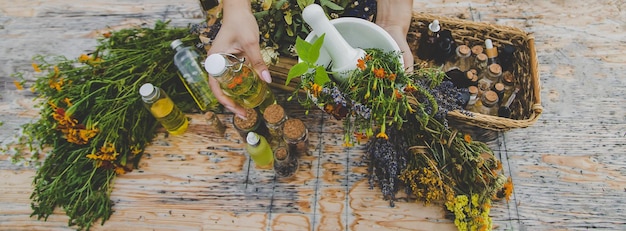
[1,0,625,230]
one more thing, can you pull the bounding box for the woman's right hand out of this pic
[206,0,272,119]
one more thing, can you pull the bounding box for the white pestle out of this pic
[302,4,366,82]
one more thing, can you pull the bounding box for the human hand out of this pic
[206,0,272,118]
[375,0,414,72]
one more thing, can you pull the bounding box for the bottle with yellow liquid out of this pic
[245,132,274,169]
[171,39,219,112]
[139,83,188,135]
[204,53,275,113]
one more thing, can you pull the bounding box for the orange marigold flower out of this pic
[32,63,41,72]
[64,98,73,107]
[115,166,127,175]
[78,54,90,63]
[311,83,322,97]
[364,54,372,61]
[464,133,472,143]
[394,89,403,100]
[404,84,417,93]
[388,73,397,81]
[356,58,366,71]
[373,68,385,79]
[503,177,514,202]
[13,80,24,90]
[354,132,368,143]
[102,31,112,38]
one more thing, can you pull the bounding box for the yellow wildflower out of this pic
[376,131,388,140]
[32,63,41,72]
[464,133,472,143]
[78,54,90,63]
[64,98,73,107]
[13,80,24,90]
[114,166,127,175]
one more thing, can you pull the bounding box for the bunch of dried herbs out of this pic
[9,21,206,230]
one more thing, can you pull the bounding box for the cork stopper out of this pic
[494,82,505,92]
[283,118,306,140]
[466,69,478,80]
[457,45,471,56]
[476,53,487,62]
[488,64,502,75]
[484,90,498,103]
[471,45,484,55]
[503,71,514,84]
[233,108,258,130]
[263,104,286,124]
[274,147,288,161]
[468,86,478,95]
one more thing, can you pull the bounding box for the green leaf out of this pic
[296,0,314,10]
[320,0,345,11]
[286,62,309,85]
[314,66,331,85]
[309,34,325,63]
[295,37,312,63]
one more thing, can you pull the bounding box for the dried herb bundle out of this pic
[9,21,203,230]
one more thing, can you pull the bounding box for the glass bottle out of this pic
[498,88,519,118]
[501,71,515,101]
[492,82,505,102]
[417,19,441,61]
[283,118,310,156]
[484,39,499,65]
[465,86,479,110]
[466,69,479,87]
[233,108,270,141]
[139,83,188,135]
[477,63,503,93]
[451,44,472,72]
[245,132,274,169]
[435,29,457,65]
[472,53,488,74]
[171,39,219,112]
[204,53,276,113]
[204,111,226,137]
[471,44,484,57]
[273,143,299,178]
[477,90,499,116]
[263,103,288,140]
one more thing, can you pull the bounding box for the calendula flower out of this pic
[356,58,366,71]
[32,63,41,72]
[114,166,127,175]
[464,133,472,143]
[376,130,388,140]
[64,98,73,107]
[354,132,368,143]
[78,54,90,63]
[373,67,385,79]
[13,80,24,90]
[394,89,403,100]
[102,31,111,38]
[503,177,514,202]
[388,73,397,81]
[311,83,322,97]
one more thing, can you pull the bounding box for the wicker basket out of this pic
[407,13,542,133]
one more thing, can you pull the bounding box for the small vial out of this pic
[204,111,225,137]
[465,86,479,111]
[283,118,310,156]
[139,83,188,135]
[484,39,499,65]
[443,44,472,72]
[478,64,503,93]
[263,104,288,139]
[233,108,270,141]
[477,90,499,116]
[273,144,299,178]
[473,53,488,74]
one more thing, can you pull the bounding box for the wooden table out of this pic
[1,0,625,230]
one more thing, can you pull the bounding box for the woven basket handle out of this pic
[527,35,543,115]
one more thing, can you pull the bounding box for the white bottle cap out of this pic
[428,19,441,33]
[485,39,494,49]
[139,83,157,100]
[246,132,260,145]
[170,39,183,50]
[204,54,228,77]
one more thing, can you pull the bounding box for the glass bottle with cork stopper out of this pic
[263,103,288,140]
[283,118,310,157]
[501,71,516,101]
[139,83,188,135]
[465,86,479,111]
[472,53,488,74]
[273,142,299,178]
[204,53,276,113]
[477,90,500,116]
[477,63,503,93]
[233,108,270,141]
[443,44,471,72]
[204,111,226,137]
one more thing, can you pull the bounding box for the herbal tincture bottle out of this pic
[477,90,499,116]
[204,53,276,113]
[283,118,310,156]
[246,132,274,169]
[233,108,270,141]
[273,144,299,178]
[416,19,441,61]
[139,83,188,135]
[502,71,515,100]
[473,53,488,74]
[484,39,499,65]
[263,104,288,139]
[204,111,226,137]
[171,39,218,112]
[492,82,505,103]
[451,44,472,72]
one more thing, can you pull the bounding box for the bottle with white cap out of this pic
[204,53,275,113]
[245,132,274,169]
[484,39,499,65]
[139,83,188,135]
[171,39,219,112]
[417,19,441,61]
